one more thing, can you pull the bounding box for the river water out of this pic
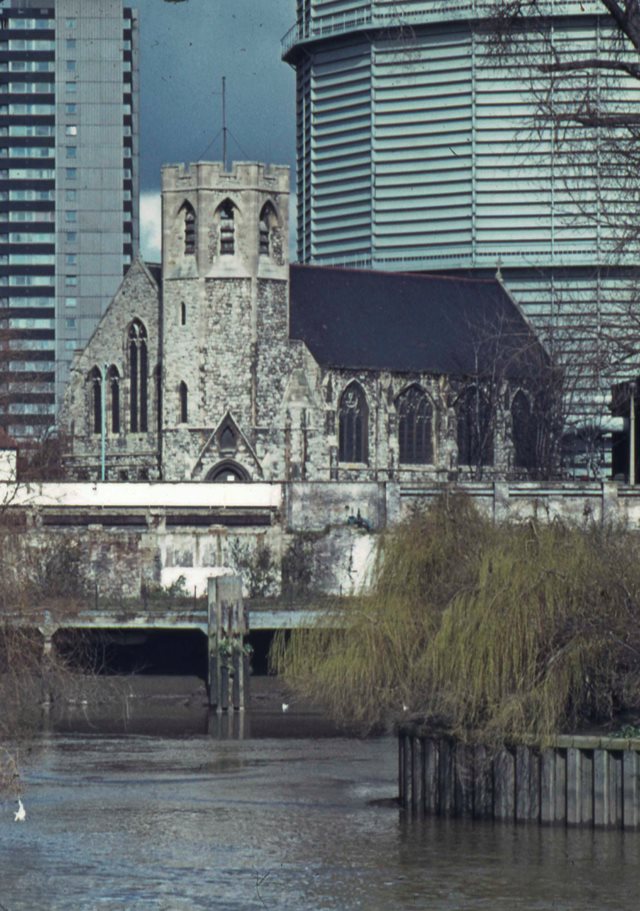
[1,701,639,911]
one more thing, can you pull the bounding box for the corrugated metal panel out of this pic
[372,28,473,259]
[310,41,372,258]
[296,14,640,270]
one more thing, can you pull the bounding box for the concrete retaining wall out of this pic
[398,729,640,828]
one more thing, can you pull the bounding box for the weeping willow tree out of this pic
[272,495,640,743]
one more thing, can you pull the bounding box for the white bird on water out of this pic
[282,703,289,713]
[14,798,26,822]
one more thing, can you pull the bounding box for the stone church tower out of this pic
[158,161,290,481]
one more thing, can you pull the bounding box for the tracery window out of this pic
[338,381,368,464]
[128,319,148,432]
[511,389,538,470]
[397,385,433,464]
[258,201,278,257]
[456,385,493,467]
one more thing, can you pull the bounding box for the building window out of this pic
[128,319,148,433]
[397,385,433,464]
[65,297,77,307]
[217,199,236,255]
[109,365,120,434]
[90,366,102,434]
[65,81,76,93]
[511,389,538,471]
[66,168,77,179]
[65,210,77,222]
[179,381,188,423]
[338,381,368,464]
[457,385,494,468]
[181,202,196,255]
[258,202,278,257]
[66,60,76,72]
[66,146,76,159]
[64,276,77,287]
[65,125,77,136]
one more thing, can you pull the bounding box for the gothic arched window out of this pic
[512,389,538,470]
[108,365,120,434]
[217,199,236,255]
[128,319,148,433]
[338,381,368,464]
[259,201,278,257]
[179,381,188,423]
[90,366,102,435]
[457,385,494,467]
[182,203,196,255]
[397,385,433,464]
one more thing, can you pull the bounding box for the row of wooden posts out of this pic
[398,726,640,828]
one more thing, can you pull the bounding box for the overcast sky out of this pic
[135,0,296,260]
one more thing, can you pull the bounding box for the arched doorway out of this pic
[205,460,250,483]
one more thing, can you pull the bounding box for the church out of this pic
[59,161,549,484]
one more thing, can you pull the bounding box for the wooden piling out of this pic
[207,575,249,712]
[398,727,640,830]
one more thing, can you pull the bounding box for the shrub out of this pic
[272,494,640,742]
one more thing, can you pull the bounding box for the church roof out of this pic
[289,264,545,379]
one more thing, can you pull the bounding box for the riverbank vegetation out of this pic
[0,530,94,795]
[272,495,640,743]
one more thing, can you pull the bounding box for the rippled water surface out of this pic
[1,707,639,910]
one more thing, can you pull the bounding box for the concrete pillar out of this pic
[207,574,245,711]
[493,481,510,523]
[40,628,56,708]
[602,482,619,525]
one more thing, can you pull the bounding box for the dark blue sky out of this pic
[137,0,296,191]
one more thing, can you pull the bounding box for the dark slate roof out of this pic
[289,264,545,379]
